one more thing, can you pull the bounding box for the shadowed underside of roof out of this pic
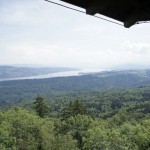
[61,0,150,28]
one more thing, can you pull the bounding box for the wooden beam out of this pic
[86,0,114,15]
[124,9,143,28]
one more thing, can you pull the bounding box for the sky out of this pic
[0,0,150,70]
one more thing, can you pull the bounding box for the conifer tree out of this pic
[33,95,48,118]
[62,99,86,120]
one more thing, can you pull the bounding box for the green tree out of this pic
[57,115,94,149]
[33,95,49,118]
[62,99,86,120]
[52,134,79,150]
[0,108,55,150]
[73,99,86,116]
[83,122,138,150]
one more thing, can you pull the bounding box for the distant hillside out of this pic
[0,66,76,79]
[1,69,150,104]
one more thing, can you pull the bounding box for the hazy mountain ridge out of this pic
[0,66,77,79]
[1,69,150,104]
[94,69,150,79]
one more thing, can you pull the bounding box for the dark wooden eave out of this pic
[61,0,150,28]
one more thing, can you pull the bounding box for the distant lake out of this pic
[0,69,103,82]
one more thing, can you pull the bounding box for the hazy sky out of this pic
[1,0,150,69]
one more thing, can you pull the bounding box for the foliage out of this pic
[0,108,78,150]
[57,114,95,149]
[1,85,150,149]
[33,96,49,118]
[1,69,150,105]
[61,99,86,120]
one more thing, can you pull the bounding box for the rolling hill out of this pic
[1,69,150,105]
[0,65,76,79]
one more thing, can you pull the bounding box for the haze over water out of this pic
[0,69,103,82]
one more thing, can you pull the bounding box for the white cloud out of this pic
[0,0,150,69]
[121,41,150,54]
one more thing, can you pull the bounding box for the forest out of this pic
[1,69,150,106]
[1,86,150,149]
[1,0,150,149]
[1,70,150,149]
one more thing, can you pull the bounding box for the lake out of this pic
[0,69,103,82]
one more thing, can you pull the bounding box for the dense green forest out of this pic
[1,70,150,149]
[1,87,150,149]
[1,69,150,106]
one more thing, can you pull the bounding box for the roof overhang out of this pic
[61,0,150,28]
